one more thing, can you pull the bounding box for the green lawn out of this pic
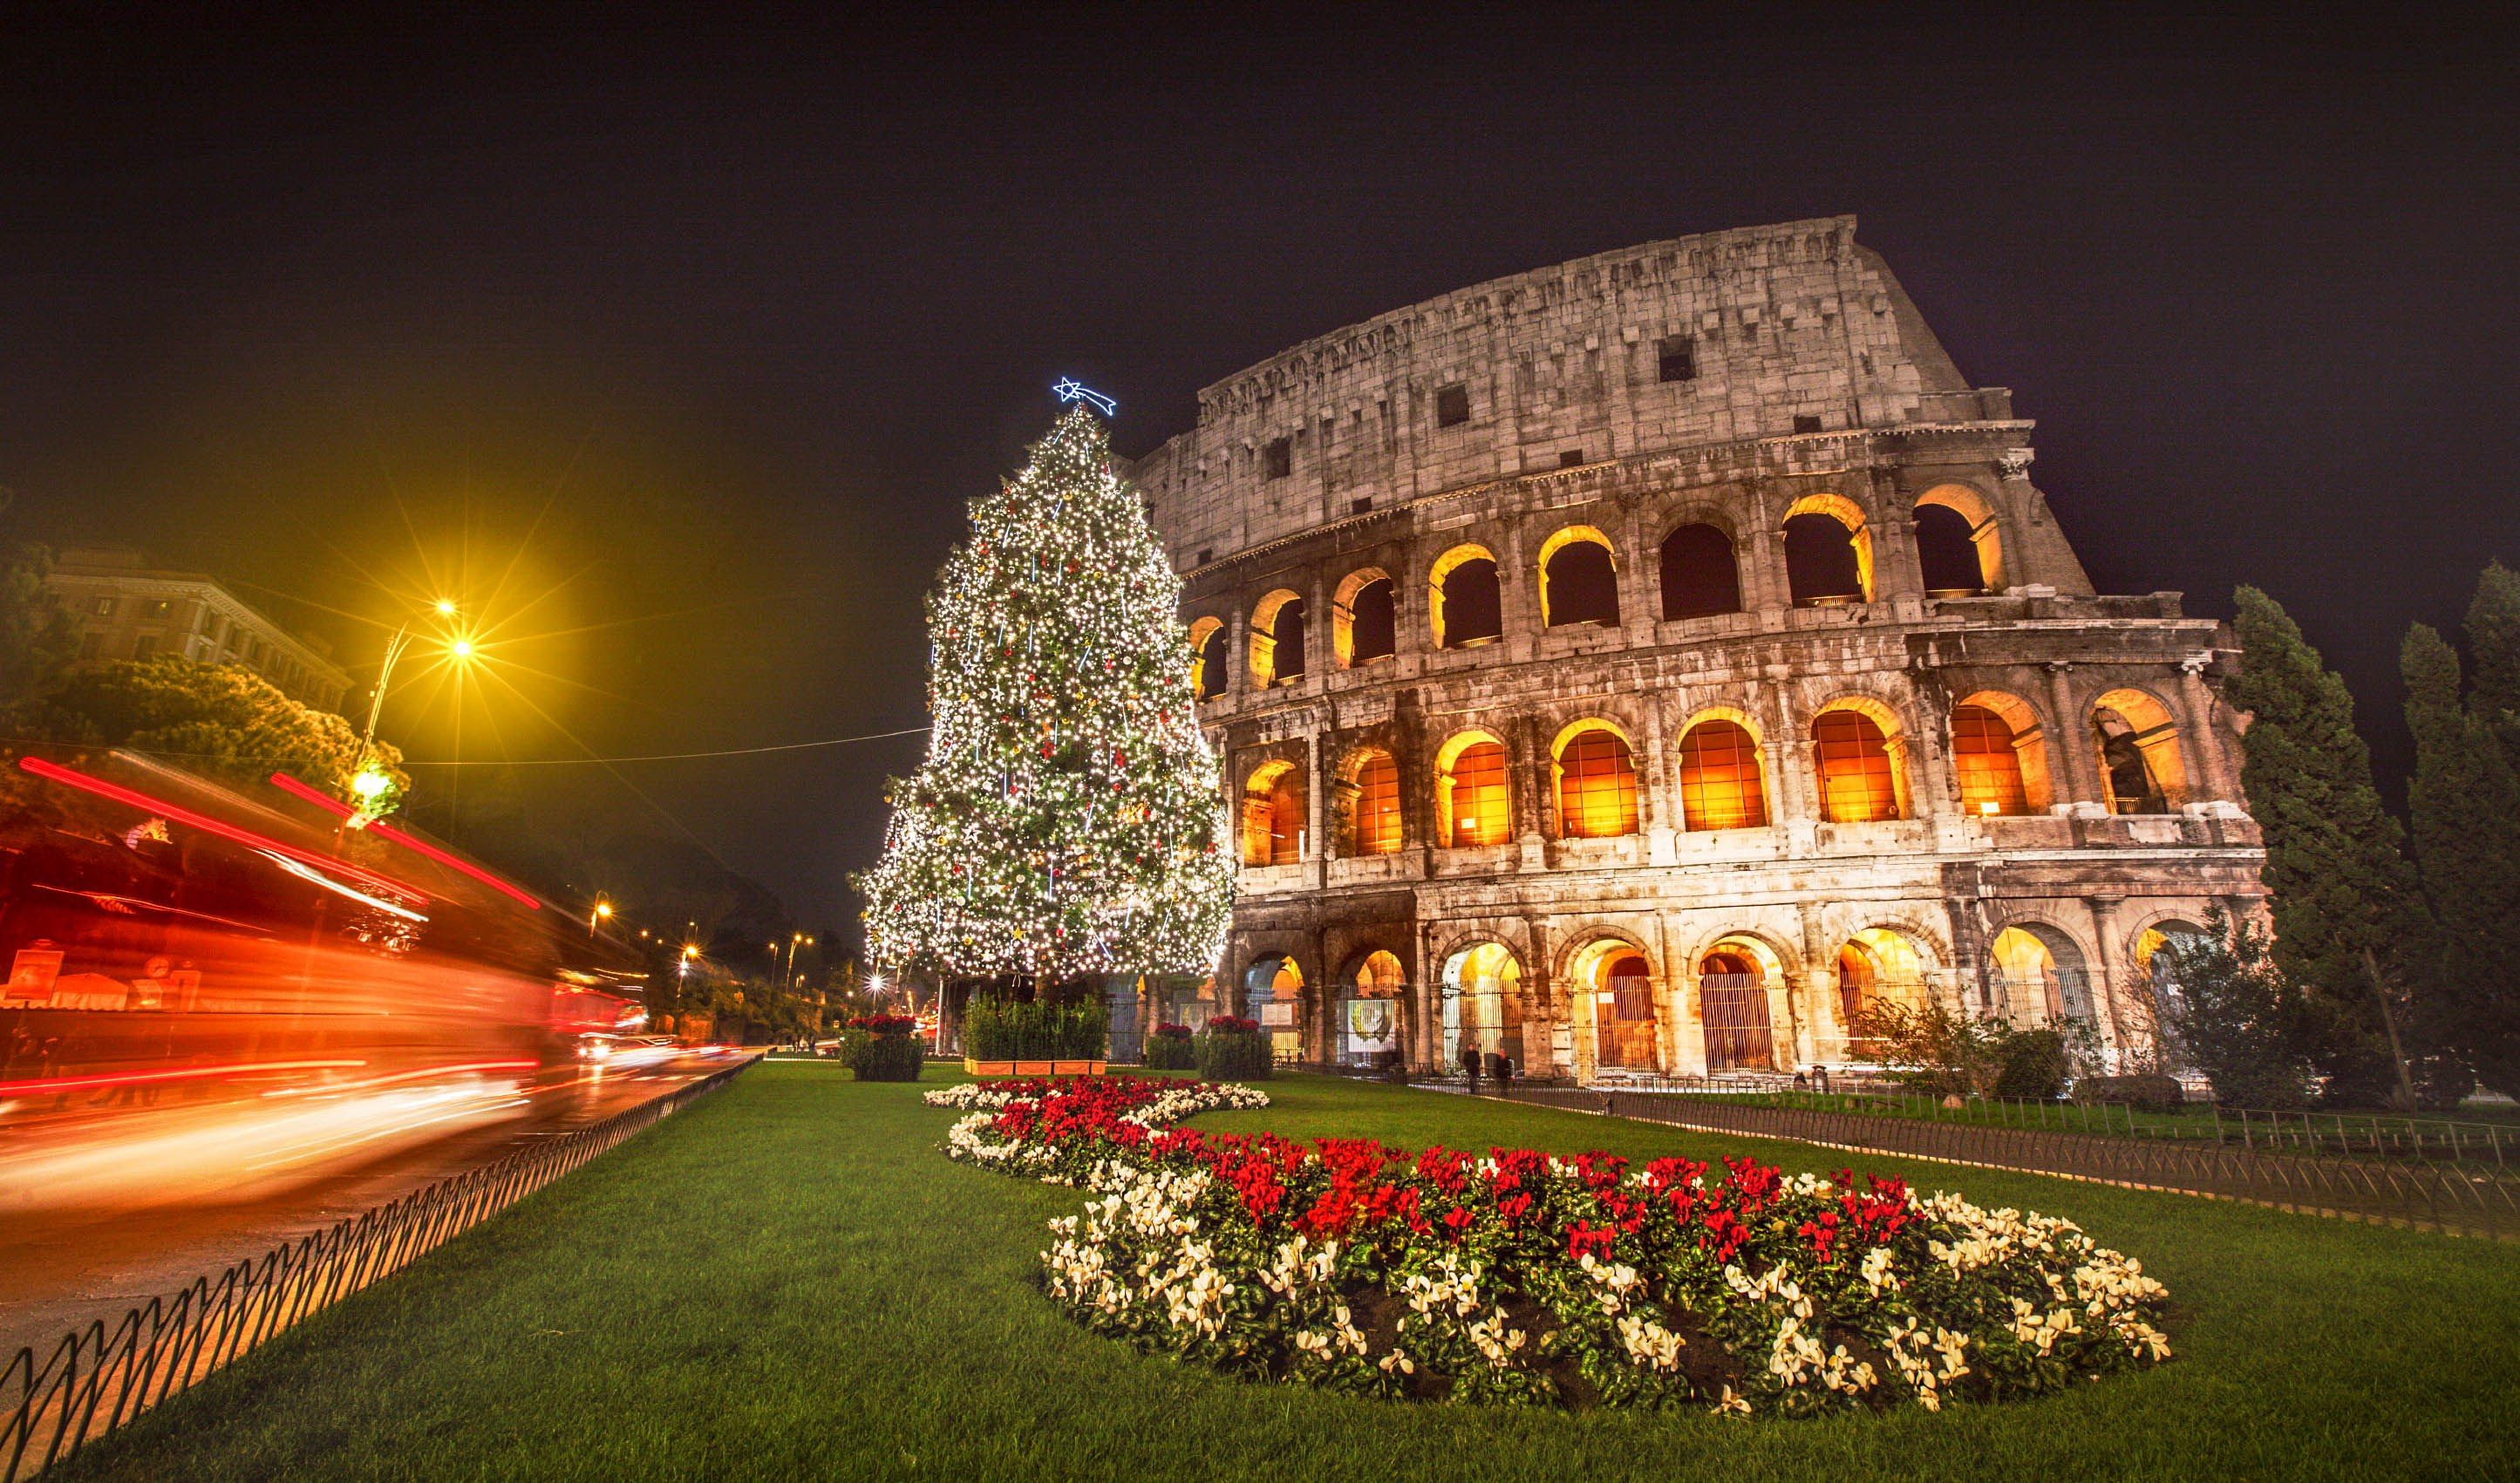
[55,1064,2520,1482]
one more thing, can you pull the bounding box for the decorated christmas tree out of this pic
[858,401,1231,990]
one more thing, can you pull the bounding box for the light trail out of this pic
[266,772,544,910]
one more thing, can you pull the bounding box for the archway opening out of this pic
[2092,689,2186,814]
[1435,734,1511,847]
[1342,949,1405,1066]
[1338,747,1402,856]
[1188,617,1228,700]
[1951,703,2030,816]
[1240,760,1305,866]
[1538,527,1619,628]
[1440,942,1522,1071]
[1812,706,1904,822]
[1678,716,1767,830]
[1914,504,1990,596]
[1333,569,1397,668]
[1553,725,1639,838]
[1429,547,1503,649]
[1837,928,1926,1058]
[1659,524,1741,620]
[1990,925,2091,1024]
[1783,495,1873,606]
[1250,590,1306,688]
[1574,941,1655,1070]
[2135,920,2210,1045]
[1699,943,1778,1073]
[1243,954,1304,1062]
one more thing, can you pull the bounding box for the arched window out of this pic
[1914,505,1989,595]
[1554,727,1638,838]
[1429,546,1502,649]
[1915,484,2005,592]
[1678,718,1767,830]
[1812,708,1901,822]
[1538,527,1619,628]
[1950,704,2030,816]
[1340,748,1402,856]
[1188,617,1227,700]
[1249,591,1306,688]
[1436,736,1510,847]
[1659,524,1741,620]
[2091,689,2187,814]
[1837,929,1925,1054]
[1991,924,2091,1024]
[1333,568,1397,669]
[1241,760,1306,866]
[1783,494,1872,606]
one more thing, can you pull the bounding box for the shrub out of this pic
[1144,1022,1195,1070]
[1195,1016,1271,1081]
[1993,1029,2068,1101]
[964,997,1110,1059]
[2074,1073,2185,1113]
[843,1013,924,1081]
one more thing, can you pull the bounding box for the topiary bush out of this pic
[846,1014,926,1081]
[1993,1028,2068,1101]
[964,997,1110,1059]
[1143,1023,1195,1070]
[1194,1015,1271,1080]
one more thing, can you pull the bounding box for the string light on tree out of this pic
[857,399,1231,987]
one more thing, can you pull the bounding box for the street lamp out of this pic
[351,599,469,818]
[590,900,614,938]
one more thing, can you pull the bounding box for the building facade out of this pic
[1128,216,2263,1083]
[42,547,351,712]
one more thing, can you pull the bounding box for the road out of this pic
[0,1057,725,1362]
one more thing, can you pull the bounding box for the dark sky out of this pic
[5,5,2516,940]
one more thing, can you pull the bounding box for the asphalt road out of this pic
[0,1058,721,1362]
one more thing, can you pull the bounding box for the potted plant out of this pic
[962,997,1110,1078]
[846,1013,925,1082]
[1143,1022,1195,1070]
[1193,1014,1270,1081]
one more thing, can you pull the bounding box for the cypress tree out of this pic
[2404,614,2520,1098]
[2226,588,2429,1105]
[2467,561,2520,769]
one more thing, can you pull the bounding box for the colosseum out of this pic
[1124,215,2265,1085]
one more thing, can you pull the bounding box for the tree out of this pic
[2155,909,2315,1109]
[2225,588,2434,1105]
[857,406,1232,991]
[2468,561,2520,770]
[7,655,405,802]
[2403,613,2520,1099]
[0,492,78,708]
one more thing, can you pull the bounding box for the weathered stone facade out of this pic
[1128,216,2263,1083]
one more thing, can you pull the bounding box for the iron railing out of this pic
[3,1056,754,1482]
[1492,1085,2520,1242]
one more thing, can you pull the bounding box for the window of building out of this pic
[1444,741,1510,847]
[1350,752,1401,855]
[1793,414,1824,434]
[1559,449,1584,467]
[1263,437,1291,480]
[1658,524,1742,620]
[1657,335,1696,383]
[1432,554,1502,648]
[1196,548,1213,566]
[90,595,114,617]
[1813,710,1901,822]
[1950,704,2029,816]
[1434,384,1470,427]
[1345,577,1395,664]
[1784,507,1869,605]
[1914,503,1989,595]
[1540,534,1618,628]
[1351,497,1373,514]
[143,599,172,619]
[133,635,158,660]
[1242,762,1307,866]
[1678,719,1767,830]
[1555,729,1639,838]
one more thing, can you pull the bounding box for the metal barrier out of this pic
[3,1056,755,1482]
[1493,1085,2519,1242]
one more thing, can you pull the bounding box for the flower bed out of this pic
[934,1078,2173,1417]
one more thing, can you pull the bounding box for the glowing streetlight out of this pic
[350,600,467,820]
[590,900,614,938]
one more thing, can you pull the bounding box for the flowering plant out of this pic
[1150,1023,1195,1039]
[939,1078,2172,1416]
[1206,1015,1261,1034]
[848,1014,919,1036]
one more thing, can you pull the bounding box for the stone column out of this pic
[1743,500,1789,613]
[1640,697,1677,861]
[2045,662,2099,809]
[2178,656,2235,805]
[2085,895,2130,1059]
[1304,725,1327,870]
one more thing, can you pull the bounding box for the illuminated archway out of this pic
[1810,698,1908,822]
[1915,484,2005,594]
[1240,759,1305,866]
[1249,589,1306,688]
[1537,525,1619,628]
[1952,690,2052,813]
[1677,710,1767,830]
[1332,568,1397,668]
[1990,923,2093,1024]
[2091,688,2187,814]
[1782,493,1873,605]
[1434,731,1511,847]
[1836,927,1927,1055]
[1698,936,1782,1073]
[1243,954,1304,1061]
[1340,949,1406,1065]
[1428,545,1502,649]
[1439,941,1522,1069]
[1569,937,1656,1070]
[1550,721,1639,838]
[1187,616,1227,700]
[1335,745,1402,856]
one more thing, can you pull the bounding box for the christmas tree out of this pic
[858,403,1232,989]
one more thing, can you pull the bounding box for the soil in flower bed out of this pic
[937,1077,2174,1418]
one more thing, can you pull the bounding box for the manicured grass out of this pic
[55,1065,2520,1481]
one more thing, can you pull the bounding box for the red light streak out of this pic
[261,1059,539,1097]
[17,758,427,905]
[0,1059,367,1098]
[268,772,542,910]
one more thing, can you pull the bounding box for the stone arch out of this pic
[1536,524,1620,628]
[1675,706,1769,831]
[1781,492,1874,605]
[1187,616,1228,700]
[1435,938,1525,1071]
[1694,931,1791,1073]
[1951,689,2053,815]
[1550,720,1640,839]
[1562,930,1659,1071]
[1334,948,1407,1065]
[1433,728,1513,847]
[1239,759,1305,866]
[1914,483,2006,594]
[1836,925,1933,1054]
[2090,686,2190,813]
[1658,520,1745,620]
[1332,742,1403,856]
[2129,913,2213,1017]
[1809,694,1911,822]
[1332,567,1398,668]
[1427,543,1503,650]
[1987,920,2096,1024]
[1242,951,1305,1058]
[1249,588,1307,688]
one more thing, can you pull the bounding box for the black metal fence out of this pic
[3,1057,755,1482]
[1494,1085,2520,1242]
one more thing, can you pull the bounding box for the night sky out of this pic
[5,7,2516,939]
